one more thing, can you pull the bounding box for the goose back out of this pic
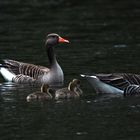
[95,73,140,90]
[3,59,49,79]
[124,85,140,96]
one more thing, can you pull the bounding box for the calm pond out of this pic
[0,0,140,140]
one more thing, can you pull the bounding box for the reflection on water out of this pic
[0,0,140,140]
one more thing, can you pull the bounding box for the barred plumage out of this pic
[19,63,47,79]
[124,85,140,96]
[81,73,140,94]
[12,74,37,84]
[122,73,140,85]
[0,33,69,85]
[92,73,140,90]
[4,59,48,79]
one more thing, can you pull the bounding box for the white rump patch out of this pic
[0,68,16,81]
[80,74,97,79]
[89,75,97,79]
[80,74,86,77]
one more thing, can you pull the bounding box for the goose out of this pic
[55,79,83,99]
[124,84,140,97]
[0,33,69,86]
[26,84,55,102]
[81,73,140,96]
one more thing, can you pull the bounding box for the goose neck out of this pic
[46,46,57,66]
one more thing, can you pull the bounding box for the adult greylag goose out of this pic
[55,79,83,99]
[26,84,55,102]
[0,33,69,86]
[81,73,140,96]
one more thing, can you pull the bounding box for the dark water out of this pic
[0,0,140,139]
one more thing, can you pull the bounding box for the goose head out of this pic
[43,33,69,85]
[45,33,69,46]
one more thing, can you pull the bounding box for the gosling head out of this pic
[41,84,56,97]
[68,79,81,91]
[41,84,50,93]
[26,94,38,102]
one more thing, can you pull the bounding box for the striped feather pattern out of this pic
[122,73,140,85]
[12,74,37,84]
[124,85,140,96]
[3,59,49,79]
[95,73,140,90]
[95,74,129,90]
[0,33,68,85]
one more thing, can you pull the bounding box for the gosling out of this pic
[55,79,83,99]
[26,84,55,102]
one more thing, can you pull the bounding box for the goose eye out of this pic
[52,36,56,38]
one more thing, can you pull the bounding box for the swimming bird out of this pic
[55,79,83,99]
[26,84,55,102]
[81,73,140,95]
[124,84,140,97]
[0,33,69,86]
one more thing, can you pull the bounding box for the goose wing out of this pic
[12,74,37,84]
[2,59,50,79]
[94,73,130,90]
[121,73,140,85]
[124,85,140,96]
[95,73,140,90]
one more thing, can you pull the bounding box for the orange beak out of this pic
[58,36,69,43]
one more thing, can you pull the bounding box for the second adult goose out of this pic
[81,73,140,95]
[0,33,69,86]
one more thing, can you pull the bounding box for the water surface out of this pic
[0,0,140,139]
